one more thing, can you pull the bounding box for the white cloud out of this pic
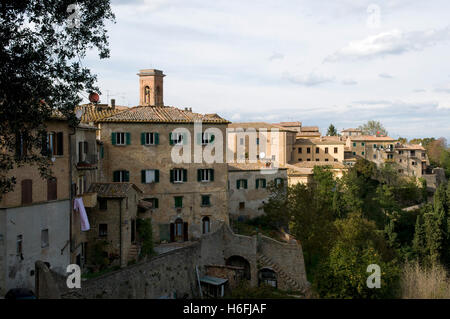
[379,73,394,79]
[283,72,335,87]
[342,79,358,85]
[326,27,450,61]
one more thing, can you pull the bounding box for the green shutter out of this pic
[124,171,130,182]
[244,180,248,189]
[170,169,174,183]
[256,179,259,189]
[155,170,159,183]
[197,169,201,182]
[155,133,159,145]
[236,180,240,189]
[141,133,146,145]
[141,170,146,183]
[210,134,215,143]
[100,145,104,158]
[113,171,119,182]
[263,179,266,188]
[112,132,116,145]
[183,169,187,182]
[126,133,131,145]
[210,169,214,181]
[154,198,159,208]
[169,132,173,145]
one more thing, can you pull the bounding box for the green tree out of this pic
[0,0,115,197]
[358,120,388,136]
[137,218,154,258]
[326,124,338,136]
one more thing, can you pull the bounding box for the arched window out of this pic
[144,86,150,104]
[258,268,277,288]
[202,216,210,234]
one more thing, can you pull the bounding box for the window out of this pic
[271,155,276,161]
[199,132,215,145]
[256,138,260,145]
[315,147,319,154]
[352,152,356,156]
[41,229,49,248]
[202,217,210,234]
[361,142,365,146]
[77,176,86,195]
[240,138,244,145]
[143,198,159,209]
[78,141,88,162]
[298,158,302,161]
[239,202,245,210]
[21,179,32,205]
[307,158,311,161]
[399,159,403,163]
[325,158,329,162]
[141,169,159,183]
[99,199,107,210]
[298,147,302,154]
[334,147,338,154]
[325,147,328,154]
[144,86,150,104]
[170,132,185,145]
[15,132,27,159]
[373,144,377,148]
[44,132,63,156]
[362,151,365,155]
[112,132,128,145]
[17,235,23,255]
[142,132,159,145]
[353,142,356,147]
[174,196,183,208]
[256,178,267,189]
[201,195,211,206]
[171,168,187,183]
[334,159,338,162]
[411,151,416,157]
[373,155,377,159]
[47,178,57,201]
[113,170,129,182]
[388,154,393,159]
[236,179,248,189]
[99,224,108,237]
[274,178,283,186]
[307,147,311,154]
[412,161,417,166]
[198,169,214,182]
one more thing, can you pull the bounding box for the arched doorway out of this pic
[226,255,251,280]
[258,268,277,288]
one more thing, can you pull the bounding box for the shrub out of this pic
[400,262,450,299]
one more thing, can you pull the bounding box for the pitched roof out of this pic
[228,122,297,132]
[395,143,426,151]
[228,161,287,171]
[97,105,229,124]
[88,183,142,198]
[76,104,128,123]
[349,135,396,142]
[300,126,319,132]
[276,121,302,126]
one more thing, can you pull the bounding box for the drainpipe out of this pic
[120,198,123,267]
[68,125,76,260]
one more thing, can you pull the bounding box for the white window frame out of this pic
[145,132,156,145]
[200,169,210,182]
[172,132,184,145]
[116,132,126,145]
[201,133,211,145]
[173,168,184,183]
[144,169,156,183]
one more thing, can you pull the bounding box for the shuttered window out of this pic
[141,169,159,183]
[47,178,57,201]
[113,170,130,182]
[21,179,32,204]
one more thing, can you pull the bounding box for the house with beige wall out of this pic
[394,143,429,178]
[95,69,230,243]
[292,136,345,164]
[227,162,287,220]
[0,116,71,295]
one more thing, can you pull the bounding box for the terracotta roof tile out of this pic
[88,182,142,198]
[228,122,297,132]
[97,105,229,124]
[76,104,128,123]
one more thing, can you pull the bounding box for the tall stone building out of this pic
[96,69,230,243]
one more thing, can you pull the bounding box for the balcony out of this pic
[76,154,98,170]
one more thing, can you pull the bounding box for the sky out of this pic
[83,0,450,141]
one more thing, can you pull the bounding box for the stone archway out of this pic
[225,255,251,280]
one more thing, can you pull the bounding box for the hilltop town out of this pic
[0,69,448,299]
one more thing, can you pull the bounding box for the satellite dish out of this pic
[88,92,100,104]
[51,157,56,162]
[75,109,83,119]
[260,152,265,159]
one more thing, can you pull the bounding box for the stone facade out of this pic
[292,137,345,163]
[228,163,288,220]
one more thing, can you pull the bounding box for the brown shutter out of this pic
[21,179,32,204]
[169,223,175,242]
[47,178,57,201]
[183,222,188,241]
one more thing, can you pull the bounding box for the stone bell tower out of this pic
[138,69,165,106]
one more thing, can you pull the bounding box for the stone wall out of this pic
[37,223,308,299]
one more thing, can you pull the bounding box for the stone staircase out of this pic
[127,244,140,263]
[258,254,306,293]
